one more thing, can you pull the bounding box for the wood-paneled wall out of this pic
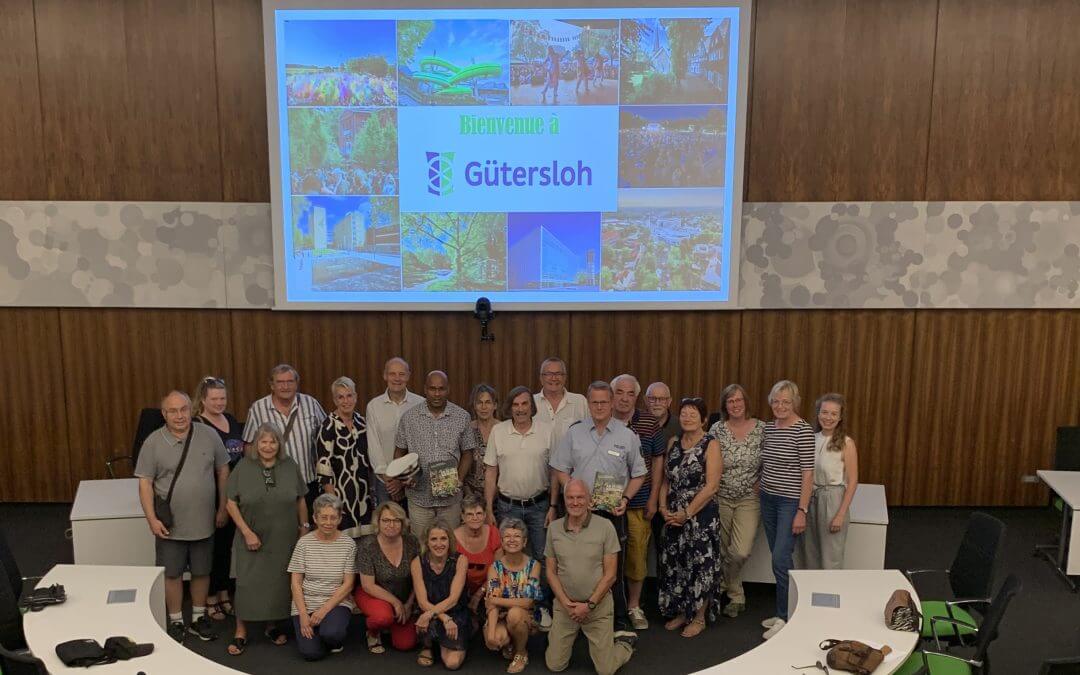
[0,0,1078,504]
[3,307,1077,505]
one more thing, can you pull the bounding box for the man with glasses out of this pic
[549,381,646,639]
[644,382,679,445]
[534,357,587,450]
[136,390,230,643]
[242,364,327,517]
[365,357,425,504]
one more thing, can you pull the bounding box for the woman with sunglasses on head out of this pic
[193,376,244,621]
[224,423,308,655]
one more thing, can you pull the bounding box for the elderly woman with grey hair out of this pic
[225,423,309,655]
[288,493,358,661]
[484,517,542,673]
[316,376,374,538]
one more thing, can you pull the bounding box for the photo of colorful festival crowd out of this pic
[284,20,398,106]
[619,105,726,189]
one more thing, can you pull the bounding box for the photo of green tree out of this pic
[620,18,730,104]
[288,108,398,195]
[401,212,507,291]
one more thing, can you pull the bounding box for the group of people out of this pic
[291,166,398,197]
[135,356,859,673]
[618,128,724,188]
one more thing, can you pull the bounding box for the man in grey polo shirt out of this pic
[242,364,326,516]
[545,479,635,675]
[550,381,646,638]
[136,390,229,643]
[394,370,476,536]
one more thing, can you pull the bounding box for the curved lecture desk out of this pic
[26,566,919,674]
[24,565,244,674]
[695,569,921,674]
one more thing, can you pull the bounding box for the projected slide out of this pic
[269,7,746,308]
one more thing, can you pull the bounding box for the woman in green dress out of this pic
[224,423,309,655]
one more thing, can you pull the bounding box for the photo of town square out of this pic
[284,20,398,106]
[291,196,401,292]
[601,189,724,291]
[510,19,619,105]
[620,18,730,105]
[288,108,397,196]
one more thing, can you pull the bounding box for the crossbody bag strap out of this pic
[281,407,299,447]
[165,425,195,503]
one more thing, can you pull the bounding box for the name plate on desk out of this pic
[811,592,840,608]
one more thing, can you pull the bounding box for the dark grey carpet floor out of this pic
[3,503,1078,674]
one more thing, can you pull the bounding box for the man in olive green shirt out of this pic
[545,479,635,675]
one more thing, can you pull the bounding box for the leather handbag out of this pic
[819,639,891,675]
[884,589,921,632]
[153,425,194,529]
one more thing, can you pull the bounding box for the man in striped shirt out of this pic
[610,374,664,631]
[242,364,327,516]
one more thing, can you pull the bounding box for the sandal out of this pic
[501,645,514,660]
[219,599,235,617]
[367,633,385,654]
[664,616,688,631]
[507,653,529,673]
[226,636,247,656]
[264,626,288,646]
[206,601,227,622]
[417,648,435,667]
[681,618,706,638]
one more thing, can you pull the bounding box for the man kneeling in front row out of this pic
[545,479,635,675]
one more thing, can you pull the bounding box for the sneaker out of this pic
[762,618,786,640]
[330,645,345,654]
[539,606,553,632]
[614,633,638,652]
[168,621,186,643]
[760,616,782,629]
[188,615,218,641]
[627,607,649,630]
[723,602,745,618]
[613,628,638,640]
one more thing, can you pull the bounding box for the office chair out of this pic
[904,512,1006,643]
[1040,657,1080,674]
[893,573,1021,675]
[0,528,41,651]
[105,407,165,478]
[0,643,48,675]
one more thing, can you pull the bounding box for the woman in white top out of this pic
[797,393,859,570]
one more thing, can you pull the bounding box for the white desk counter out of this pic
[71,479,156,566]
[741,484,889,583]
[1037,470,1080,577]
[696,569,920,674]
[24,565,243,674]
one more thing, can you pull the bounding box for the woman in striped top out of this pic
[758,380,815,641]
[288,494,358,661]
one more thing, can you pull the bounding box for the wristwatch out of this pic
[797,507,808,515]
[587,600,597,610]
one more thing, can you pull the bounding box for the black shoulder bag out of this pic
[153,425,194,530]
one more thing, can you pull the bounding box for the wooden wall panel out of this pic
[214,0,270,202]
[0,309,71,501]
[746,0,938,201]
[401,312,571,408]
[58,308,235,491]
[904,310,1080,506]
[0,0,46,200]
[228,310,402,416]
[738,310,916,501]
[568,311,742,411]
[926,0,1080,200]
[35,0,223,201]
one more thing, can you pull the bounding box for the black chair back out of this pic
[1040,657,1080,674]
[0,529,26,650]
[0,643,48,675]
[972,573,1021,662]
[130,408,166,461]
[1056,427,1080,471]
[950,512,1006,602]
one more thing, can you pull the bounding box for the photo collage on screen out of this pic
[282,14,732,294]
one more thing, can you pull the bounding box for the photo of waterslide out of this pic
[284,20,397,106]
[619,105,726,188]
[510,19,619,106]
[508,213,601,290]
[620,18,730,105]
[601,189,724,292]
[397,20,510,105]
[288,108,397,196]
[401,212,507,291]
[291,196,401,292]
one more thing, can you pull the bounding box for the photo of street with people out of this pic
[288,108,397,196]
[601,189,725,292]
[619,105,726,188]
[510,19,619,105]
[620,17,730,105]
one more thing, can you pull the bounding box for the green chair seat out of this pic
[920,600,978,639]
[894,651,974,675]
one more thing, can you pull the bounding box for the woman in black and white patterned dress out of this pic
[316,377,374,539]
